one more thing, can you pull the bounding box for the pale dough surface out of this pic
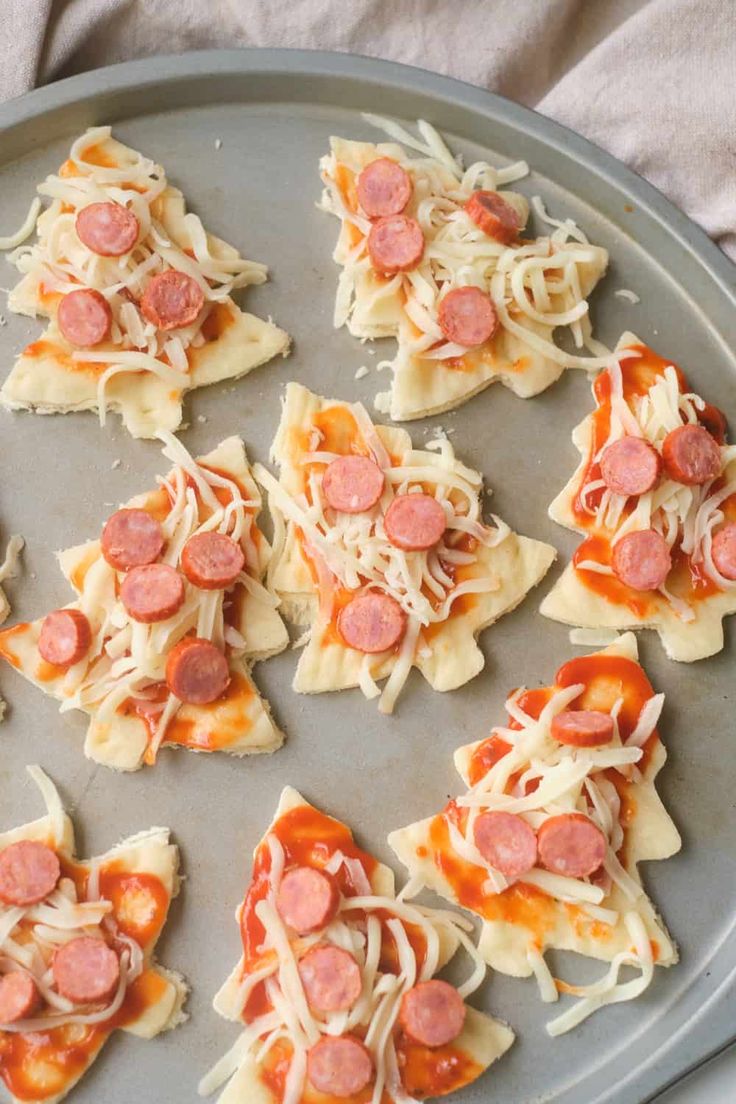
[541,331,736,661]
[0,437,288,770]
[388,633,681,978]
[2,134,290,438]
[268,382,556,699]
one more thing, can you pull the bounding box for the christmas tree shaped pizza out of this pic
[0,126,289,438]
[0,766,185,1103]
[0,434,288,770]
[256,382,555,714]
[319,115,609,420]
[389,633,681,1035]
[541,332,736,660]
[199,786,513,1104]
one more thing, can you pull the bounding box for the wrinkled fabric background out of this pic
[0,0,734,262]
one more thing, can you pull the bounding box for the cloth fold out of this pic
[0,0,733,260]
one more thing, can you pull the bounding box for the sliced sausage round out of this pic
[181,531,245,590]
[0,840,61,907]
[472,811,537,878]
[165,637,230,704]
[307,1035,374,1098]
[537,813,606,879]
[399,979,466,1048]
[52,936,120,1005]
[0,973,42,1024]
[357,158,412,218]
[384,493,447,552]
[662,424,722,486]
[75,202,140,257]
[437,286,498,348]
[337,592,407,654]
[322,454,385,514]
[101,508,165,572]
[697,401,727,443]
[367,214,424,275]
[140,270,205,331]
[298,944,362,1012]
[38,609,92,669]
[712,521,736,581]
[276,866,339,934]
[57,288,112,348]
[611,529,672,592]
[464,190,520,244]
[600,437,662,497]
[120,563,185,624]
[551,709,615,748]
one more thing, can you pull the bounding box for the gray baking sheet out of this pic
[0,48,734,1104]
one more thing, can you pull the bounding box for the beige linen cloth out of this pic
[0,0,734,261]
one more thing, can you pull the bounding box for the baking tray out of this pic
[0,48,734,1104]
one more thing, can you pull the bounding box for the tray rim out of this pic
[0,45,734,1104]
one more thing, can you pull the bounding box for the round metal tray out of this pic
[0,48,734,1104]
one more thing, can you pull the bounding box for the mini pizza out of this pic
[0,535,24,722]
[0,126,290,438]
[199,785,513,1104]
[541,332,736,660]
[0,765,185,1104]
[319,114,609,421]
[0,433,288,770]
[389,632,681,1035]
[257,382,555,714]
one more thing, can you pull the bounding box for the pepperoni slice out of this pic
[120,563,185,624]
[298,944,362,1012]
[384,493,446,552]
[697,401,727,443]
[276,866,339,934]
[38,609,91,669]
[307,1035,374,1098]
[322,455,385,514]
[181,532,244,590]
[337,592,407,654]
[551,709,615,748]
[101,509,165,572]
[600,437,662,497]
[712,521,736,581]
[75,202,140,257]
[0,973,42,1024]
[357,158,412,218]
[165,637,230,704]
[472,811,537,878]
[464,190,520,244]
[367,215,424,274]
[437,286,498,348]
[611,529,672,591]
[399,979,466,1048]
[0,841,60,907]
[52,937,120,1005]
[140,270,205,331]
[662,424,722,486]
[537,813,606,879]
[57,288,112,347]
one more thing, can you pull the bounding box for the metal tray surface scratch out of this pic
[0,49,734,1104]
